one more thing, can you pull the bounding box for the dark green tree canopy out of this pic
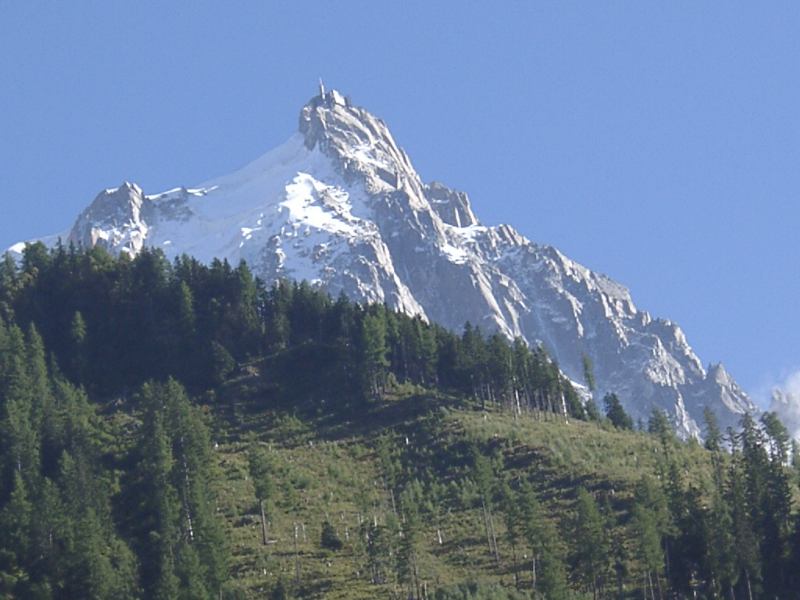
[603,393,633,430]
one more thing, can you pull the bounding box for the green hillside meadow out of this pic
[0,244,797,599]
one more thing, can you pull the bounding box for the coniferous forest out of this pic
[1,243,800,599]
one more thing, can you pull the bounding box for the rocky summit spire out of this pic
[297,90,425,198]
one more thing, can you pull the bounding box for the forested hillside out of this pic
[0,243,799,599]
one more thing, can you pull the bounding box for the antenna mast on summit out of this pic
[318,78,326,98]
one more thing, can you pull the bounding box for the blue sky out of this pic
[1,2,798,401]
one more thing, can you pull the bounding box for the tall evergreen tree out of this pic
[571,487,609,599]
[59,450,139,599]
[703,486,737,598]
[631,500,663,600]
[518,480,568,600]
[500,480,521,587]
[582,354,596,394]
[0,472,32,596]
[68,311,88,382]
[134,393,181,600]
[603,393,633,430]
[365,520,390,585]
[359,310,389,401]
[727,424,762,600]
[0,324,39,493]
[397,486,422,599]
[128,380,227,599]
[248,444,277,547]
[471,445,500,563]
[758,412,792,596]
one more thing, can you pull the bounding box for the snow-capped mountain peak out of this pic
[9,87,757,437]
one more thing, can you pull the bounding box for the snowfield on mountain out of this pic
[9,86,756,437]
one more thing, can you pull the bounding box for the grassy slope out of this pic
[193,364,716,599]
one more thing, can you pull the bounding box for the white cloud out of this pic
[769,370,800,440]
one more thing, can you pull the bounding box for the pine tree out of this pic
[571,487,609,599]
[231,260,262,356]
[397,487,422,599]
[173,282,197,376]
[320,520,343,551]
[648,410,674,447]
[24,324,51,434]
[68,311,88,383]
[21,241,50,278]
[471,445,500,563]
[460,323,489,406]
[703,407,725,493]
[703,486,737,598]
[582,354,596,393]
[59,452,137,599]
[632,502,662,599]
[365,521,389,585]
[359,310,389,401]
[0,324,39,492]
[788,513,800,594]
[128,380,228,599]
[249,444,277,546]
[500,480,521,587]
[702,408,722,453]
[631,479,667,600]
[518,480,568,600]
[136,395,181,600]
[0,253,19,319]
[265,280,292,350]
[727,426,761,600]
[584,398,602,422]
[270,578,289,600]
[416,319,438,387]
[758,412,792,596]
[603,393,633,430]
[66,505,139,600]
[164,379,228,595]
[175,542,211,600]
[209,340,235,387]
[0,471,32,595]
[487,334,513,406]
[29,475,65,591]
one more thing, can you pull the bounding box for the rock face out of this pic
[68,182,149,254]
[10,88,756,437]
